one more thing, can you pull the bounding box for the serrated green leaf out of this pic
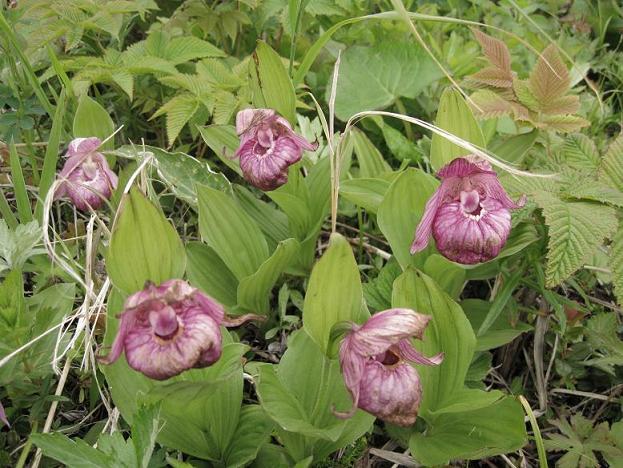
[106,188,186,294]
[562,133,600,172]
[153,94,200,146]
[430,88,485,170]
[609,223,623,305]
[599,133,623,191]
[533,191,617,287]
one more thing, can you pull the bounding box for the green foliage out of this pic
[468,30,588,132]
[330,39,443,121]
[106,188,186,294]
[430,88,485,170]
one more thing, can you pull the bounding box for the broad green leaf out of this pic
[186,242,238,308]
[30,433,114,468]
[462,299,532,351]
[279,331,374,461]
[257,364,342,441]
[107,188,186,294]
[197,185,269,280]
[363,258,402,312]
[224,406,274,468]
[350,129,391,178]
[422,254,465,299]
[257,330,374,460]
[73,95,115,150]
[409,398,526,465]
[533,191,617,287]
[237,238,300,314]
[330,40,442,121]
[430,88,485,170]
[250,41,296,125]
[392,268,475,416]
[489,130,537,164]
[131,405,160,468]
[340,178,391,214]
[377,169,438,269]
[197,124,242,173]
[139,343,247,461]
[234,185,290,249]
[303,233,365,352]
[609,222,623,305]
[599,133,623,191]
[113,145,229,206]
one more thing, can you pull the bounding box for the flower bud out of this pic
[100,280,257,380]
[235,108,318,191]
[411,156,526,264]
[55,137,118,211]
[337,309,443,426]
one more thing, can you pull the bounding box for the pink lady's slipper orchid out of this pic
[337,309,444,427]
[55,137,118,211]
[410,156,526,264]
[100,280,258,380]
[235,108,318,191]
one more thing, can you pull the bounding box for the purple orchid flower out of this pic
[235,108,318,191]
[411,156,526,264]
[99,280,258,380]
[337,309,443,427]
[55,137,118,211]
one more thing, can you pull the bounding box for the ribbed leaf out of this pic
[152,94,200,146]
[106,188,186,294]
[377,168,438,269]
[609,223,623,305]
[250,41,296,125]
[430,88,485,170]
[73,94,115,150]
[302,233,365,353]
[599,133,623,191]
[237,238,299,314]
[197,185,269,281]
[350,129,391,177]
[533,191,617,287]
[529,44,570,107]
[562,133,600,172]
[470,29,512,87]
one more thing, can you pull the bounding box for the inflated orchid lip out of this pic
[234,108,318,191]
[336,308,443,427]
[99,279,260,381]
[55,137,118,211]
[410,156,525,264]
